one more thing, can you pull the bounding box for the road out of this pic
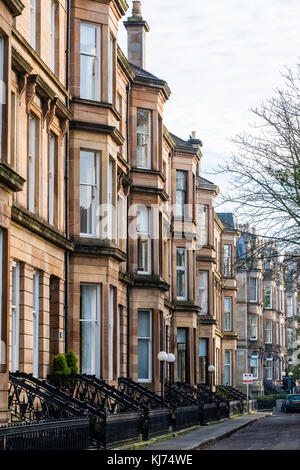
[202,413,300,450]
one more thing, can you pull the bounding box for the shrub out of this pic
[53,353,71,375]
[65,350,78,375]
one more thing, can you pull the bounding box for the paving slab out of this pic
[139,412,270,450]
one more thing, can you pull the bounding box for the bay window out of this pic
[248,315,258,340]
[223,244,232,277]
[80,150,98,237]
[80,22,101,101]
[265,320,272,344]
[250,277,258,302]
[264,287,272,309]
[137,207,151,274]
[138,310,152,382]
[197,204,208,246]
[176,248,187,300]
[224,350,232,386]
[176,170,187,217]
[250,352,258,379]
[33,271,39,378]
[224,297,232,331]
[199,271,208,314]
[137,109,151,169]
[80,284,100,377]
[11,262,20,373]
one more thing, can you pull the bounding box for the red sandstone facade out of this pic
[0,0,239,424]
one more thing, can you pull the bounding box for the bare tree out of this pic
[217,63,300,248]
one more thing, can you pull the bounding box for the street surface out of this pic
[202,413,300,450]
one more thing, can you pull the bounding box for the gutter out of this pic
[64,0,71,353]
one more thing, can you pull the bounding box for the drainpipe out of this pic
[126,82,131,377]
[64,0,71,353]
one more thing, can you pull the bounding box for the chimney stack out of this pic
[124,1,150,69]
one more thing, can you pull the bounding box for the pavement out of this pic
[137,412,270,451]
[203,412,300,450]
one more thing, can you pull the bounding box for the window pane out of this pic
[138,339,149,379]
[80,23,97,55]
[176,249,185,267]
[80,55,96,100]
[80,186,93,234]
[137,109,150,168]
[81,285,97,321]
[137,109,150,134]
[138,311,150,338]
[177,328,186,344]
[199,271,208,314]
[177,270,186,298]
[199,339,207,357]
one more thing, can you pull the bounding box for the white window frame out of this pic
[250,352,258,379]
[264,286,272,309]
[265,355,273,380]
[265,320,272,344]
[224,297,232,331]
[137,207,151,275]
[197,204,208,246]
[249,315,258,340]
[176,170,187,218]
[199,271,208,315]
[109,286,114,380]
[223,244,232,277]
[249,277,258,303]
[138,309,152,383]
[50,0,56,72]
[30,0,36,50]
[80,22,101,101]
[0,35,4,159]
[176,248,187,300]
[11,261,20,373]
[33,270,39,378]
[80,283,101,378]
[108,159,113,240]
[80,150,99,238]
[28,116,36,213]
[108,35,114,104]
[224,350,232,386]
[48,135,55,225]
[137,109,151,169]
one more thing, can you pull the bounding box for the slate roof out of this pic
[130,63,162,81]
[217,213,236,229]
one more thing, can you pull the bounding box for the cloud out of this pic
[119,0,300,197]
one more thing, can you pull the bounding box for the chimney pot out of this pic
[132,1,142,17]
[124,1,150,69]
[191,131,196,139]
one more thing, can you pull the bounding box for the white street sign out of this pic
[243,373,253,384]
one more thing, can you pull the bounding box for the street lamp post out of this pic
[157,351,168,398]
[208,364,216,392]
[288,371,293,393]
[167,353,176,384]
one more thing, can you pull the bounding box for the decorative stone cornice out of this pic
[69,121,125,146]
[132,275,170,292]
[0,163,25,192]
[131,167,166,182]
[114,0,130,17]
[119,271,134,286]
[133,75,171,101]
[131,185,169,201]
[12,204,73,251]
[197,316,217,325]
[73,238,127,263]
[11,46,32,74]
[174,301,201,313]
[3,0,24,17]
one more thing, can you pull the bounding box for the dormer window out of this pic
[137,109,151,169]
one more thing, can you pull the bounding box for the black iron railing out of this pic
[118,377,172,409]
[0,417,89,451]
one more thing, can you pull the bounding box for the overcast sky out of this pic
[119,0,300,198]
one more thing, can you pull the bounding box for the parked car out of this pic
[282,395,300,412]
